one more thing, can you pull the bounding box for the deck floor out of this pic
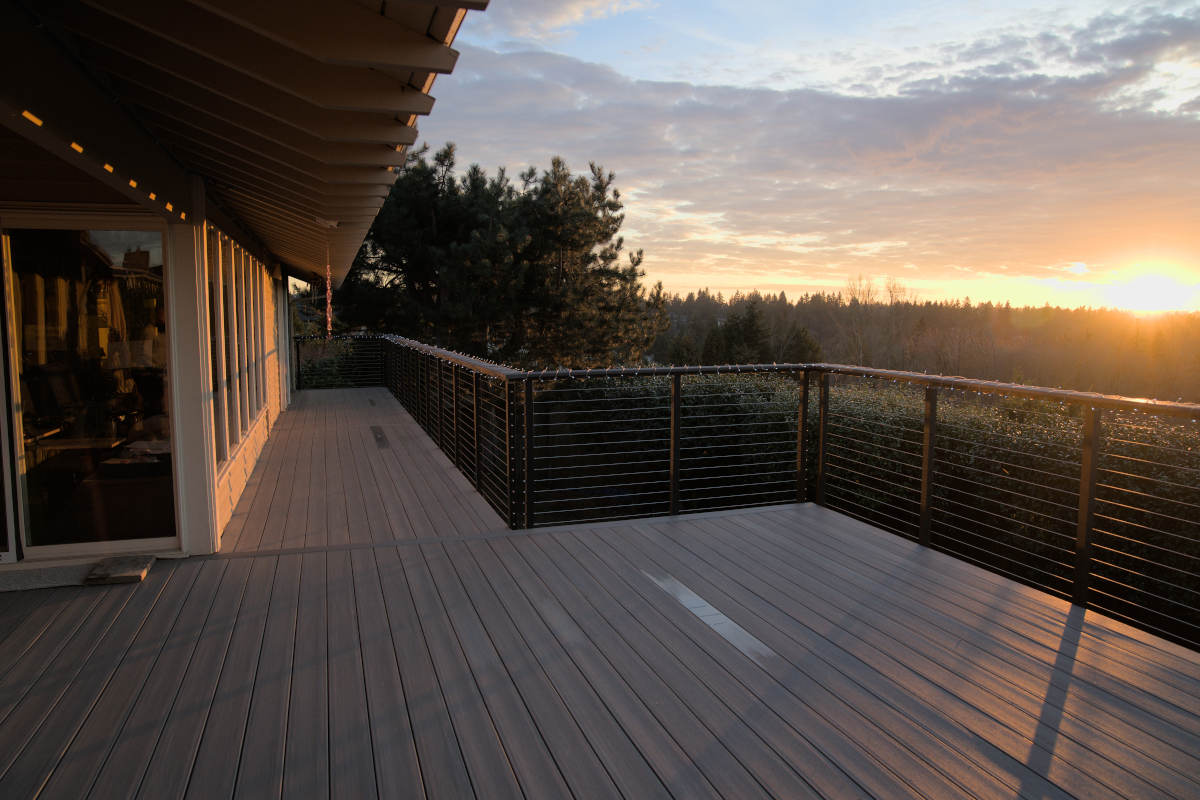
[0,388,1197,799]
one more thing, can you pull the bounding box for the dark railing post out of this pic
[919,386,938,547]
[472,371,481,490]
[451,365,460,468]
[1074,406,1101,606]
[797,370,810,503]
[523,377,535,528]
[504,378,518,529]
[294,338,303,391]
[816,372,829,505]
[669,373,681,514]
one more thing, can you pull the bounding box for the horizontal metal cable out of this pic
[934,431,1082,470]
[678,487,795,504]
[680,458,797,475]
[1090,557,1200,600]
[823,481,920,519]
[1087,572,1200,614]
[679,468,794,484]
[823,495,917,537]
[825,470,921,507]
[933,481,1077,528]
[825,415,924,443]
[1091,527,1200,563]
[824,434,922,469]
[1096,482,1200,513]
[1091,542,1200,582]
[1104,435,1200,459]
[536,488,672,505]
[1103,451,1200,477]
[535,448,671,462]
[1094,496,1200,530]
[928,522,1073,584]
[933,443,1077,485]
[930,502,1076,552]
[824,453,921,489]
[1096,466,1200,496]
[680,418,798,432]
[930,456,1079,500]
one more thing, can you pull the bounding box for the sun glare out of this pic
[1101,266,1200,315]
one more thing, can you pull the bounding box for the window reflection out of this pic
[7,228,175,546]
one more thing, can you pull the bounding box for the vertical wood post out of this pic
[1074,406,1101,606]
[504,379,517,529]
[524,378,535,528]
[919,386,938,547]
[472,371,482,490]
[816,372,829,505]
[451,366,459,468]
[669,373,681,515]
[797,371,810,503]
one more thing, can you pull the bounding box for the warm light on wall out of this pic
[21,110,43,126]
[70,142,84,153]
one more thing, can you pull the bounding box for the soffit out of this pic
[24,0,485,285]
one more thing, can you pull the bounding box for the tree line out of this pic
[651,285,1200,402]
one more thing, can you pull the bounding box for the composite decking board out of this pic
[136,557,256,799]
[0,588,52,647]
[0,584,136,777]
[36,561,202,800]
[804,503,1200,682]
[339,415,376,546]
[304,396,330,548]
[441,539,629,800]
[362,423,438,540]
[727,513,1200,788]
[486,536,726,800]
[382,425,473,538]
[349,548,424,798]
[556,529,878,800]
[372,545,475,800]
[397,542,524,800]
[224,404,297,553]
[281,402,314,550]
[233,553,301,800]
[609,520,1022,800]
[0,569,170,798]
[423,541,574,798]
[243,403,306,552]
[459,538,673,800]
[282,552,330,800]
[528,532,825,800]
[326,550,380,798]
[185,556,277,800]
[731,509,1200,779]
[768,509,1200,735]
[350,424,414,541]
[325,396,351,548]
[86,559,228,799]
[0,588,103,726]
[665,517,1179,800]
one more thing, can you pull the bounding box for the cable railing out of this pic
[293,334,1200,651]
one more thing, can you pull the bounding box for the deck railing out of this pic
[294,334,1200,650]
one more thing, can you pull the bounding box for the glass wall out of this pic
[4,228,175,546]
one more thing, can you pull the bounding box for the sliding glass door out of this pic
[1,224,177,554]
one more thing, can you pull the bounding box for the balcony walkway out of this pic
[1,388,1198,799]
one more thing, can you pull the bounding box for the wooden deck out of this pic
[1,388,1198,799]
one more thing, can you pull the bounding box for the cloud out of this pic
[466,0,650,40]
[421,6,1200,300]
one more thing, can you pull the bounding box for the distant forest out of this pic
[651,284,1200,402]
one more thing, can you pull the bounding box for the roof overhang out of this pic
[0,0,487,285]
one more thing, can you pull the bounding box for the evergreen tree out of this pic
[340,144,666,368]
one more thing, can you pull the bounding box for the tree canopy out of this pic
[338,144,666,369]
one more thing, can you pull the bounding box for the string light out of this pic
[21,110,43,126]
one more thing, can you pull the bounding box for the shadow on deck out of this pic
[0,388,1197,798]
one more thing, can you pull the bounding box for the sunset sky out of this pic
[418,1,1200,312]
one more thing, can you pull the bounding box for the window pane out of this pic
[6,228,175,546]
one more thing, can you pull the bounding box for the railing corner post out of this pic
[919,386,938,548]
[523,377,535,528]
[1074,406,1102,606]
[816,372,829,506]
[669,373,681,514]
[797,370,810,503]
[472,372,482,490]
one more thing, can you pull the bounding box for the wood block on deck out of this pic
[84,555,156,585]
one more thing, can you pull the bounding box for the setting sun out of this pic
[1101,266,1200,315]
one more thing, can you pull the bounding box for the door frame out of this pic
[0,205,182,560]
